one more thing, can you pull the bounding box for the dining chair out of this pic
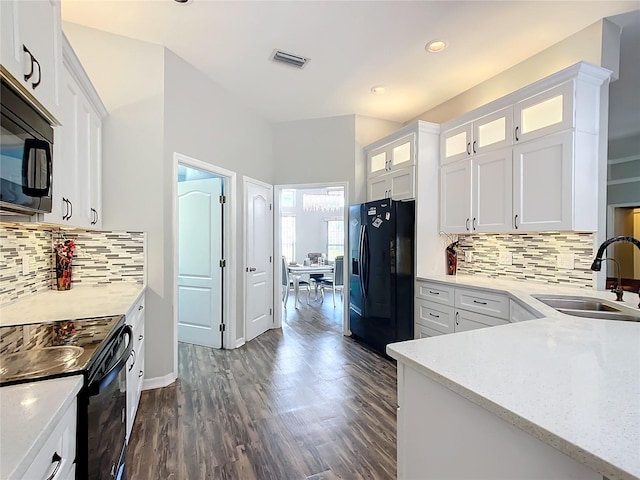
[320,255,344,307]
[282,256,310,308]
[307,252,324,299]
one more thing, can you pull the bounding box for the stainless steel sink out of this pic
[533,295,640,322]
[0,346,84,381]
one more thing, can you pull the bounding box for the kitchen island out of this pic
[388,276,640,480]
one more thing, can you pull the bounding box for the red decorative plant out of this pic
[55,238,76,290]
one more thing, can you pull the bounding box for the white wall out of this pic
[163,49,274,344]
[411,19,616,124]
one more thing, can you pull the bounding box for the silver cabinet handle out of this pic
[472,217,477,230]
[429,312,440,318]
[139,334,144,341]
[429,290,439,295]
[455,311,460,326]
[138,305,144,311]
[514,214,519,230]
[45,452,63,480]
[473,300,488,305]
[128,349,136,371]
[248,267,257,272]
[465,218,470,231]
[139,370,144,378]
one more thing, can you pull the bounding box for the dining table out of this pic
[287,264,334,307]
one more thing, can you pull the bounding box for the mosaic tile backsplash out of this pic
[456,232,595,288]
[1,224,145,306]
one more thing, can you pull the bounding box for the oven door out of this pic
[86,325,132,480]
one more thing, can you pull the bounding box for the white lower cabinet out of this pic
[126,293,145,441]
[23,398,76,480]
[416,280,516,338]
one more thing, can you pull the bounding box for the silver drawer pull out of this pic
[45,452,63,480]
[139,370,144,378]
[429,290,440,295]
[139,334,144,341]
[138,305,144,311]
[473,300,488,305]
[429,313,440,318]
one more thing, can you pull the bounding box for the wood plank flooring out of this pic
[126,296,398,479]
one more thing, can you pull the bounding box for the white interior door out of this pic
[177,177,223,348]
[245,179,273,342]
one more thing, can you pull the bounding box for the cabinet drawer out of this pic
[23,399,76,480]
[455,309,510,333]
[415,299,455,334]
[455,288,509,319]
[126,294,146,329]
[415,323,446,339]
[416,281,454,306]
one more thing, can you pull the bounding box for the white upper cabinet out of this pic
[472,149,513,233]
[440,161,471,234]
[439,62,611,234]
[42,35,106,228]
[512,130,574,232]
[0,0,61,121]
[367,133,415,179]
[513,82,573,144]
[441,123,472,164]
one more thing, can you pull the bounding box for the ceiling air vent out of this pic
[271,49,310,69]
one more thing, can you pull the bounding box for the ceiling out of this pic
[61,1,638,124]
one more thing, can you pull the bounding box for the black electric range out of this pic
[0,315,133,480]
[0,315,125,386]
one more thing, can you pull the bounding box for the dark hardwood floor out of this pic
[126,295,398,479]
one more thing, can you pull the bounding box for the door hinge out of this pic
[219,195,226,204]
[219,259,226,268]
[219,323,226,332]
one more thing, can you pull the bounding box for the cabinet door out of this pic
[389,134,415,171]
[473,107,513,154]
[472,149,512,233]
[367,176,390,201]
[389,166,415,200]
[440,161,471,233]
[367,147,388,178]
[514,82,574,144]
[513,130,573,232]
[415,323,446,339]
[1,0,61,117]
[88,110,102,228]
[441,123,471,164]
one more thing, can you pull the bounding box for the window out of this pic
[327,219,344,261]
[281,189,296,208]
[281,215,296,263]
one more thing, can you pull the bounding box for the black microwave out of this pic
[0,78,53,215]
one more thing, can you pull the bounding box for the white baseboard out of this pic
[234,337,245,349]
[142,372,177,391]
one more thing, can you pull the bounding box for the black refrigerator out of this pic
[349,198,414,356]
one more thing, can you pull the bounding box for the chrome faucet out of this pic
[590,236,640,307]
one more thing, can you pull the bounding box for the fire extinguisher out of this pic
[446,241,459,275]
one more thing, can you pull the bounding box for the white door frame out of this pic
[243,176,274,342]
[172,152,237,374]
[273,181,350,336]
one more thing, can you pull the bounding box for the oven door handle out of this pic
[88,325,133,396]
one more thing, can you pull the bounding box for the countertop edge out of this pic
[5,375,84,480]
[387,344,634,480]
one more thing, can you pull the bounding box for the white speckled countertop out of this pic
[0,376,83,479]
[388,275,640,480]
[0,283,145,326]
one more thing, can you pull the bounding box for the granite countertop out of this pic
[389,275,640,480]
[0,283,145,326]
[0,375,83,479]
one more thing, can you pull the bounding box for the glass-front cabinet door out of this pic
[441,123,472,164]
[514,81,574,144]
[389,134,414,170]
[367,149,387,178]
[473,107,513,155]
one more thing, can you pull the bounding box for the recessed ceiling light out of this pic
[426,40,447,53]
[371,86,386,95]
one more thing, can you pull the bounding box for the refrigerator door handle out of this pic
[358,224,366,298]
[362,224,370,297]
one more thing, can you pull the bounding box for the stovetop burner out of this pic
[0,315,125,386]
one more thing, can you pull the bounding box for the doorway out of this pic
[607,205,640,291]
[173,153,237,359]
[274,182,349,335]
